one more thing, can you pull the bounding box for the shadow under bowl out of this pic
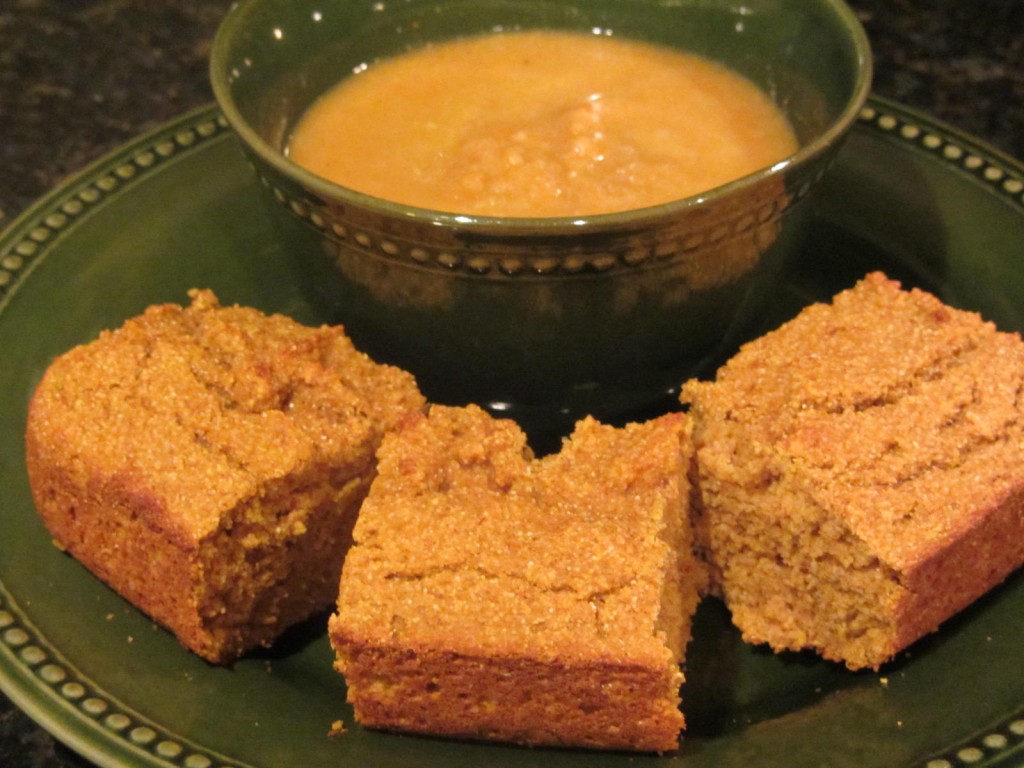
[211,0,871,446]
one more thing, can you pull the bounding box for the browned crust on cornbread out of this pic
[25,290,425,663]
[329,404,703,752]
[681,272,1024,670]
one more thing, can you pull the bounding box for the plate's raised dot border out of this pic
[919,717,1024,768]
[0,110,246,768]
[859,105,1024,208]
[0,113,230,305]
[0,589,241,768]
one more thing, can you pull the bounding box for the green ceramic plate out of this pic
[1,98,1023,768]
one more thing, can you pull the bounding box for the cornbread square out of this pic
[681,272,1024,670]
[25,290,425,663]
[328,404,704,752]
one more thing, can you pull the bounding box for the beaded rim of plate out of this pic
[0,113,226,305]
[0,102,1023,767]
[0,584,245,768]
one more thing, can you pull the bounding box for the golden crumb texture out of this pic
[329,404,704,752]
[681,271,1024,670]
[25,290,426,663]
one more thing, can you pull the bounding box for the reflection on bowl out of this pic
[210,0,871,445]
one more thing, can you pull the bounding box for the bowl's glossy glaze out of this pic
[211,0,871,445]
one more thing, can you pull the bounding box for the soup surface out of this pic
[288,31,798,217]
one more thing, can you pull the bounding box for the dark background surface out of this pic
[1,0,1022,765]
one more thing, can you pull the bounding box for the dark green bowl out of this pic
[210,0,871,445]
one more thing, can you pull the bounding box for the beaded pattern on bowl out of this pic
[253,161,815,280]
[254,163,813,279]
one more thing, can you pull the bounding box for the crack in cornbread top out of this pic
[337,404,690,665]
[682,272,1024,571]
[29,289,424,541]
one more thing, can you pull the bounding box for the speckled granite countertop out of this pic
[1,1,1022,765]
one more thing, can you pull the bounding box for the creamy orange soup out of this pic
[288,31,798,217]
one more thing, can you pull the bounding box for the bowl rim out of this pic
[210,0,873,232]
